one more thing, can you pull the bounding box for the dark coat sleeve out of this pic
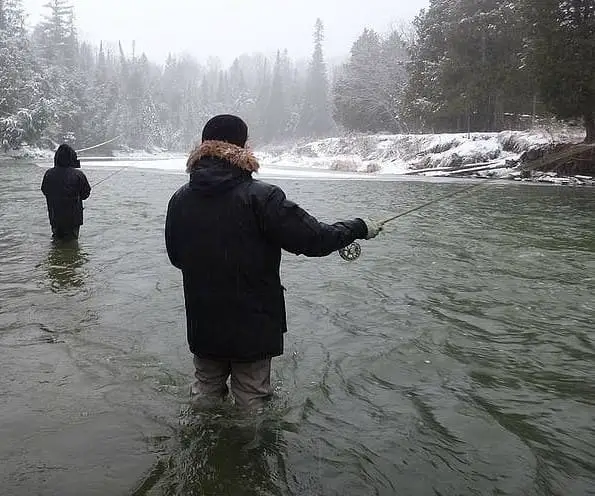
[78,172,91,200]
[259,185,368,257]
[41,170,49,195]
[165,192,181,269]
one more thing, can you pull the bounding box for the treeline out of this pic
[333,0,593,141]
[1,0,593,152]
[401,0,594,142]
[1,1,339,151]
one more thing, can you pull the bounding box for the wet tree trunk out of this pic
[585,111,595,144]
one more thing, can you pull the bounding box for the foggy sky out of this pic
[22,0,429,65]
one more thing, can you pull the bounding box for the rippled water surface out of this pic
[1,162,594,495]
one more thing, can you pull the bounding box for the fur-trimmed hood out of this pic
[186,140,259,173]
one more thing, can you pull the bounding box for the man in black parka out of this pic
[165,115,381,409]
[41,144,91,240]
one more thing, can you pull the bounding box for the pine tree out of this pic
[333,28,383,132]
[522,0,595,142]
[228,58,250,112]
[28,0,88,145]
[0,0,24,32]
[216,71,228,108]
[403,0,535,133]
[379,30,409,131]
[298,18,334,137]
[251,57,271,143]
[263,50,289,142]
[0,1,29,115]
[333,27,409,133]
[0,0,43,148]
[83,41,118,148]
[35,0,76,65]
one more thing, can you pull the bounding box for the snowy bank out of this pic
[1,144,184,165]
[0,145,54,162]
[256,127,587,181]
[8,127,593,186]
[109,145,184,160]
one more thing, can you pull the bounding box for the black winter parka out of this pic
[165,140,368,362]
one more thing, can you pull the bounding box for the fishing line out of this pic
[377,179,490,225]
[75,135,122,154]
[338,179,491,261]
[90,167,125,188]
[64,135,126,189]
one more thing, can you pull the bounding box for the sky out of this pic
[21,0,429,66]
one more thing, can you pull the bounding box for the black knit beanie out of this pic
[201,114,248,148]
[54,144,79,168]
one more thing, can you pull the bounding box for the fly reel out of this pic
[338,242,362,261]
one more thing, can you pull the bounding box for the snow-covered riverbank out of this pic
[6,127,593,185]
[0,144,183,163]
[257,127,593,185]
[259,127,582,171]
[0,145,54,162]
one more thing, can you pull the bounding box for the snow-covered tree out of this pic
[402,0,536,133]
[333,27,409,133]
[0,0,42,148]
[263,51,290,142]
[521,0,595,142]
[297,19,335,137]
[34,0,76,65]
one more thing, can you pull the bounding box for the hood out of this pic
[55,144,80,168]
[186,140,259,196]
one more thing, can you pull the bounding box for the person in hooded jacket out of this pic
[41,144,91,240]
[165,114,382,409]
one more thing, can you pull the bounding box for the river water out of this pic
[1,161,594,496]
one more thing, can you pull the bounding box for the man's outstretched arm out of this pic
[258,185,379,257]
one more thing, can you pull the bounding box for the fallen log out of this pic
[402,159,504,176]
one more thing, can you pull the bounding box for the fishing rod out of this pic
[338,179,491,261]
[90,167,125,188]
[378,179,489,226]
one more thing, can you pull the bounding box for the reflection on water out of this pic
[2,164,595,495]
[45,238,88,292]
[141,406,295,496]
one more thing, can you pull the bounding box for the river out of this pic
[1,160,594,495]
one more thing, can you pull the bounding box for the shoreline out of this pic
[3,132,594,187]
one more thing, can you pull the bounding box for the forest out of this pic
[1,0,593,152]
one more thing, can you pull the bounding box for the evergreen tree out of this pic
[333,27,409,133]
[228,58,250,112]
[35,0,76,65]
[521,0,595,142]
[403,0,535,133]
[280,50,301,136]
[298,18,334,137]
[264,50,289,142]
[379,30,409,131]
[333,29,382,132]
[83,41,118,147]
[251,57,271,142]
[0,0,41,148]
